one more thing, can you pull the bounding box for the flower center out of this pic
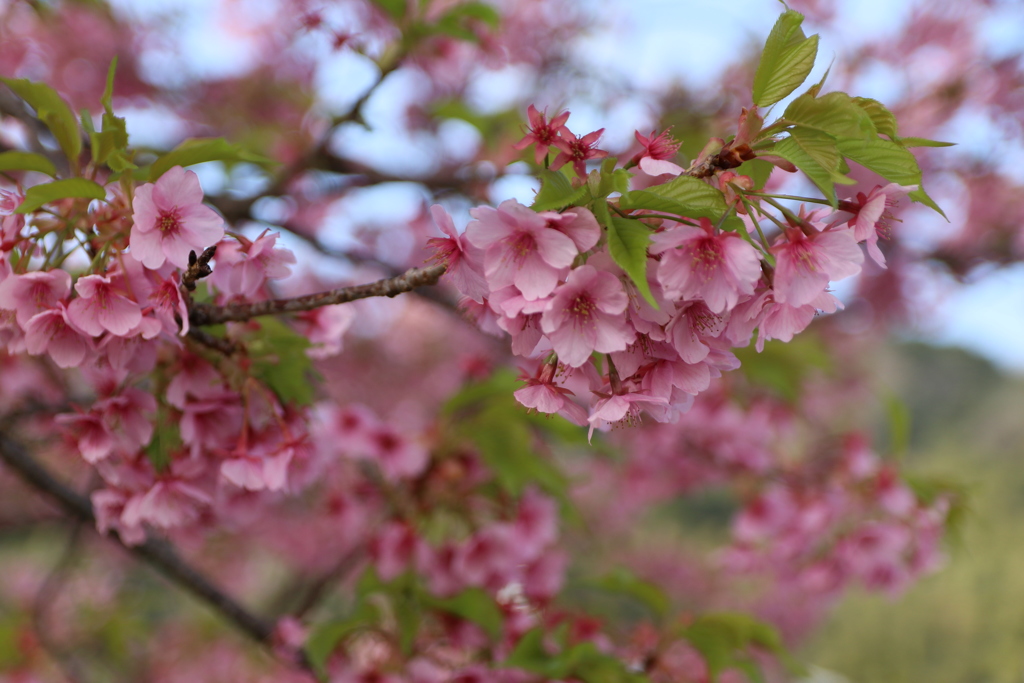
[158,210,182,235]
[507,232,537,261]
[569,293,596,323]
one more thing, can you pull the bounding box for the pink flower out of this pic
[651,218,762,313]
[0,269,72,326]
[426,204,488,303]
[551,128,608,178]
[221,446,294,491]
[55,410,115,463]
[296,304,356,359]
[122,478,211,529]
[771,226,863,307]
[366,427,429,481]
[633,128,684,176]
[94,388,157,452]
[512,104,571,165]
[756,290,842,351]
[466,199,578,300]
[130,165,225,269]
[838,183,916,267]
[150,274,190,335]
[587,390,668,440]
[540,265,635,368]
[22,303,90,368]
[67,273,143,337]
[371,522,419,581]
[538,207,601,253]
[209,231,296,298]
[513,362,589,426]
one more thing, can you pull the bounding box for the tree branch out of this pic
[189,264,446,326]
[0,432,301,668]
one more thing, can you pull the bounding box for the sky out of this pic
[113,0,1024,372]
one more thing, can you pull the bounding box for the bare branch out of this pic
[189,264,447,326]
[0,432,304,669]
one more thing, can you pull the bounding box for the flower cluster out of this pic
[0,166,308,543]
[430,122,916,436]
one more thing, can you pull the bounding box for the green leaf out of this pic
[836,136,921,186]
[506,628,564,677]
[305,602,379,674]
[752,11,819,107]
[605,214,656,307]
[0,77,81,163]
[532,169,587,211]
[433,2,501,41]
[0,151,57,177]
[148,137,274,180]
[596,159,631,198]
[784,91,877,139]
[772,130,853,207]
[505,629,648,683]
[681,613,790,683]
[101,57,118,112]
[591,568,669,620]
[369,0,405,21]
[733,158,775,190]
[898,136,955,148]
[15,178,106,213]
[853,97,899,139]
[734,334,831,402]
[143,406,181,472]
[908,186,947,219]
[248,318,319,405]
[464,404,568,497]
[422,588,504,640]
[621,175,729,221]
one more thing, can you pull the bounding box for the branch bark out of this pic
[0,432,298,667]
[189,264,447,327]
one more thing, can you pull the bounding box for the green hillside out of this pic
[802,343,1024,683]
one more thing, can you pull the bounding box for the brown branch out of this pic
[189,264,446,326]
[0,432,301,668]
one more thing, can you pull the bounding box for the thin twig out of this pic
[0,432,302,668]
[189,264,446,326]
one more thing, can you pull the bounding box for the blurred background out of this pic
[2,0,1024,681]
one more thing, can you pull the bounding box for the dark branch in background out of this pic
[33,521,90,683]
[189,264,446,326]
[0,432,307,670]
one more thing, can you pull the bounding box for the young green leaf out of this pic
[421,588,504,640]
[752,11,819,107]
[148,137,274,180]
[836,136,921,186]
[898,136,955,148]
[532,169,588,211]
[591,568,670,620]
[772,130,854,207]
[620,175,729,220]
[853,97,899,140]
[369,0,405,21]
[605,214,656,307]
[248,318,319,406]
[0,78,82,164]
[784,91,877,140]
[15,178,106,214]
[0,151,57,177]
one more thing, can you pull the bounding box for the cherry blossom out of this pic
[540,265,634,367]
[651,217,762,313]
[466,199,578,300]
[129,165,225,270]
[511,104,570,165]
